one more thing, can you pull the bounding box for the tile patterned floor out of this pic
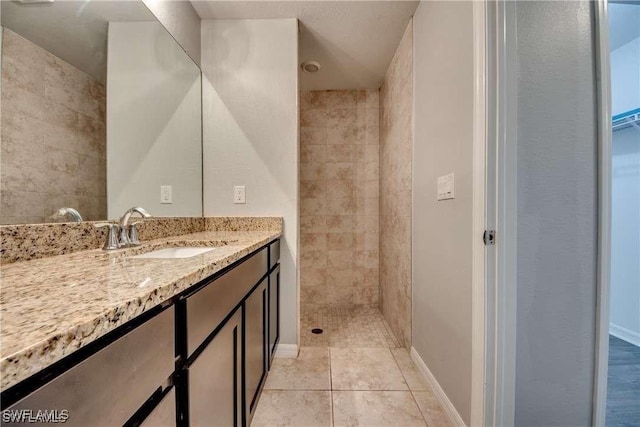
[300,306,401,348]
[253,308,451,426]
[252,347,452,427]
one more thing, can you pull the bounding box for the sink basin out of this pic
[131,247,217,259]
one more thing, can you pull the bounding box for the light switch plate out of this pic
[437,173,455,200]
[234,186,246,204]
[160,185,172,204]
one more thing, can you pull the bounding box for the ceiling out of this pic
[1,1,156,83]
[190,0,419,90]
[609,2,640,51]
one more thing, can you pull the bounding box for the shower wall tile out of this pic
[300,90,380,309]
[0,29,106,225]
[380,20,413,348]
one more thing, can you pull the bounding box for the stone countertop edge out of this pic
[0,228,282,391]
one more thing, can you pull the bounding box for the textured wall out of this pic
[0,29,106,224]
[411,2,474,422]
[299,90,380,309]
[380,21,413,348]
[514,1,598,425]
[201,19,299,346]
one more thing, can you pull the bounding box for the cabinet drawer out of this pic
[269,240,280,269]
[187,248,267,356]
[5,307,174,427]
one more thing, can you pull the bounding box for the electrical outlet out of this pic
[160,185,172,204]
[234,186,246,204]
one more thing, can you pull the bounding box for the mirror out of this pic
[0,0,202,225]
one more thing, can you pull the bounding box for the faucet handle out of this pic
[94,223,120,250]
[128,221,143,246]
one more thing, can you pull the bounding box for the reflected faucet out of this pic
[119,207,152,247]
[50,207,83,223]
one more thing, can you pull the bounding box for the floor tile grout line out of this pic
[388,347,411,390]
[331,388,411,392]
[390,348,430,426]
[410,389,431,427]
[332,389,420,393]
[263,388,333,391]
[329,346,335,427]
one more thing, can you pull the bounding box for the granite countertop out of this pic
[0,229,281,390]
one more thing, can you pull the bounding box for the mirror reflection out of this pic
[0,0,202,225]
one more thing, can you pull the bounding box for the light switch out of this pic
[437,173,455,201]
[234,186,246,204]
[160,185,172,204]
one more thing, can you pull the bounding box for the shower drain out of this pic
[311,328,323,334]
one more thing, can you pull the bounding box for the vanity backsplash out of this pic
[0,217,283,264]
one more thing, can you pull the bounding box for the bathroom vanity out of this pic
[0,227,282,427]
[0,0,291,424]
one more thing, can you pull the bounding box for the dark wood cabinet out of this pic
[244,279,268,426]
[2,239,282,427]
[140,388,177,427]
[188,310,242,427]
[3,307,175,427]
[268,265,280,366]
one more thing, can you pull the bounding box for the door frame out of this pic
[482,1,519,426]
[593,0,613,425]
[485,1,614,425]
[471,0,488,424]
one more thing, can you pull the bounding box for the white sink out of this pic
[131,247,216,259]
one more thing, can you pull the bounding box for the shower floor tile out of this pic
[300,305,401,348]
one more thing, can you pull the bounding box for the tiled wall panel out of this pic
[300,90,380,309]
[380,21,413,348]
[1,29,106,224]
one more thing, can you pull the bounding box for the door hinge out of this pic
[483,230,496,246]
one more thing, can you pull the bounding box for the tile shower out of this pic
[380,20,413,348]
[299,23,413,350]
[299,89,381,308]
[299,89,390,346]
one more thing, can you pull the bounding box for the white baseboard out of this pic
[610,323,640,347]
[274,343,299,358]
[410,347,467,427]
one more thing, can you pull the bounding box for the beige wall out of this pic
[299,90,380,309]
[380,21,413,348]
[412,2,474,423]
[0,29,106,224]
[107,22,202,220]
[201,19,299,346]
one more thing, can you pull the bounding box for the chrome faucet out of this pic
[118,207,152,247]
[94,222,120,250]
[50,207,83,222]
[93,207,152,250]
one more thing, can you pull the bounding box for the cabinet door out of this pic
[244,279,267,425]
[189,310,242,427]
[268,265,280,366]
[140,388,176,427]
